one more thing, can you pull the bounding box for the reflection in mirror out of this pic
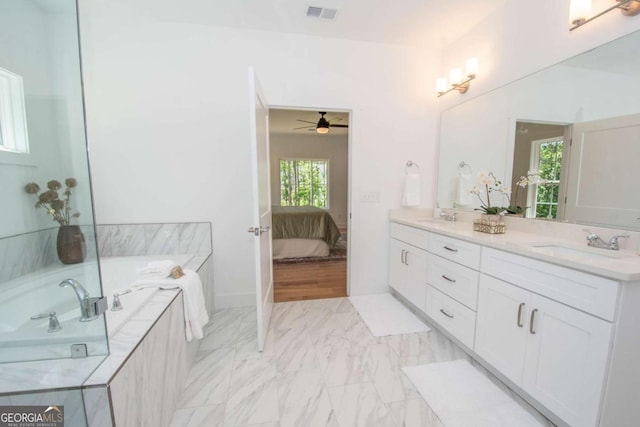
[437,29,640,231]
[0,0,107,366]
[511,121,569,220]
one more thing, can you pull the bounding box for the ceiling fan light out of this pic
[316,115,330,133]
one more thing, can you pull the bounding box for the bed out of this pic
[271,206,341,259]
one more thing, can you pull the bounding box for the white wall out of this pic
[79,2,440,306]
[438,0,640,112]
[269,132,348,229]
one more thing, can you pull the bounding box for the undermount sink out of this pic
[528,244,622,261]
[415,218,446,226]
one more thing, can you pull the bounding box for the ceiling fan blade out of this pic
[293,125,314,130]
[327,116,343,123]
[330,124,349,128]
[296,119,316,124]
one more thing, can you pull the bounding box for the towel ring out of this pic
[406,160,420,173]
[458,161,472,173]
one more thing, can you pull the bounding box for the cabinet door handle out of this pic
[443,246,458,253]
[404,250,409,266]
[529,308,538,334]
[517,303,525,328]
[440,308,454,319]
[441,274,456,283]
[400,249,405,265]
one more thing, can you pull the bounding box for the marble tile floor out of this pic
[169,297,553,427]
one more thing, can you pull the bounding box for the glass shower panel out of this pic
[0,0,108,366]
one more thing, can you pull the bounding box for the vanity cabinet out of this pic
[476,249,615,427]
[389,223,429,311]
[424,235,481,349]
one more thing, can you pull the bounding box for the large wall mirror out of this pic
[437,29,640,231]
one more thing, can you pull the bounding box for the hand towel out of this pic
[402,173,421,206]
[136,260,179,280]
[130,270,209,341]
[456,171,473,206]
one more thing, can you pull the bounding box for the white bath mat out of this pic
[402,360,545,427]
[348,293,430,336]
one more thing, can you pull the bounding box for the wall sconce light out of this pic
[436,58,478,97]
[570,0,640,31]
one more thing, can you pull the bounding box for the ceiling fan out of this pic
[293,111,348,134]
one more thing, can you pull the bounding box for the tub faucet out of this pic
[59,279,99,322]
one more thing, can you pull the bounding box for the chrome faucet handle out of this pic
[608,234,630,250]
[111,289,132,312]
[583,229,607,248]
[31,312,62,333]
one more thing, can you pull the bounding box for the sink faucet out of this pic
[440,211,457,222]
[584,230,629,251]
[59,279,98,322]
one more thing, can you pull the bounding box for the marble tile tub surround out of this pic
[96,222,212,258]
[0,224,98,284]
[170,298,552,427]
[0,256,209,395]
[390,208,640,281]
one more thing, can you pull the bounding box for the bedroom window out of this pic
[280,159,328,208]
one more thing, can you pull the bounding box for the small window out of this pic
[528,138,563,219]
[280,159,329,208]
[0,66,29,154]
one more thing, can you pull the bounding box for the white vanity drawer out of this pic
[428,233,481,270]
[481,247,620,321]
[425,285,476,349]
[427,254,479,310]
[390,222,429,250]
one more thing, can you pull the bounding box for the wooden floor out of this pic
[273,260,347,302]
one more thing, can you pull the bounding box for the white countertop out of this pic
[390,210,640,282]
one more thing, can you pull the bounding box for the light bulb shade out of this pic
[316,117,330,133]
[449,68,462,86]
[465,58,479,77]
[436,78,448,94]
[570,0,591,24]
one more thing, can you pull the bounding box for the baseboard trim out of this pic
[214,292,255,309]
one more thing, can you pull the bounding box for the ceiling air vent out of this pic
[306,5,339,21]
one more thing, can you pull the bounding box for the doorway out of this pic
[268,108,351,302]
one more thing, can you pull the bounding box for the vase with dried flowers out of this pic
[25,178,86,264]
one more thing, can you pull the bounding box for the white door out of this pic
[522,294,613,427]
[475,274,530,384]
[248,67,273,351]
[565,113,640,229]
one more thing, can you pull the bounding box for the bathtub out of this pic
[0,254,193,364]
[99,254,194,337]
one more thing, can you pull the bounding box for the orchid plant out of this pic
[505,171,546,214]
[469,171,510,215]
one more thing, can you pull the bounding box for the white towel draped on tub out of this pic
[131,270,209,341]
[402,172,421,206]
[136,260,179,280]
